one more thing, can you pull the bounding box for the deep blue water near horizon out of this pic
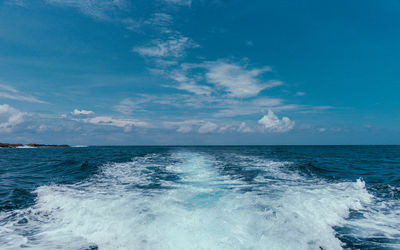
[0,146,399,249]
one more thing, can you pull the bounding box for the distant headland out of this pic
[0,142,70,148]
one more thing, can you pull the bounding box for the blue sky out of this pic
[0,0,399,145]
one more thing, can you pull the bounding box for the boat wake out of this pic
[0,150,398,249]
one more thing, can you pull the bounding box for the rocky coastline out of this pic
[0,142,70,148]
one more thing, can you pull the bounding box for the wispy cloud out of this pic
[198,121,218,133]
[0,83,47,104]
[164,119,201,133]
[164,0,192,7]
[164,119,258,134]
[0,84,18,93]
[113,97,153,115]
[168,71,213,95]
[213,97,284,117]
[124,13,173,32]
[5,0,27,7]
[162,60,282,98]
[79,116,149,132]
[246,40,254,46]
[113,98,136,115]
[164,119,218,134]
[173,82,213,95]
[204,61,280,98]
[115,92,324,121]
[45,0,126,20]
[145,13,173,33]
[133,34,198,58]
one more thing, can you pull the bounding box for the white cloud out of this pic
[204,61,280,98]
[0,104,25,132]
[205,62,279,97]
[174,83,212,95]
[0,83,47,104]
[0,92,46,104]
[163,60,282,98]
[252,97,283,107]
[71,109,94,115]
[37,124,47,133]
[198,121,218,133]
[81,116,149,131]
[238,122,253,133]
[319,128,326,132]
[214,97,284,117]
[218,125,234,133]
[122,18,142,31]
[169,71,212,95]
[45,0,126,20]
[176,125,192,133]
[0,84,18,93]
[124,13,173,33]
[113,96,153,115]
[5,0,27,7]
[213,103,325,118]
[113,98,136,115]
[164,119,200,133]
[258,110,295,133]
[164,0,191,6]
[246,40,254,46]
[296,92,306,96]
[297,105,334,114]
[155,59,179,68]
[164,120,218,134]
[133,34,197,58]
[147,13,173,32]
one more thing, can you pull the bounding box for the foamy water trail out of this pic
[0,151,397,249]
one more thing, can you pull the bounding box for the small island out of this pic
[0,142,70,148]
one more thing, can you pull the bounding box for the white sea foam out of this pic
[0,151,398,249]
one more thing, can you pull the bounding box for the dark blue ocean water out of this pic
[0,146,399,249]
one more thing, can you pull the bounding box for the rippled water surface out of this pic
[0,146,399,249]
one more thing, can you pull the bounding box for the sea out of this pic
[0,146,399,249]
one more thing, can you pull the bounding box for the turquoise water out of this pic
[1,146,399,249]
